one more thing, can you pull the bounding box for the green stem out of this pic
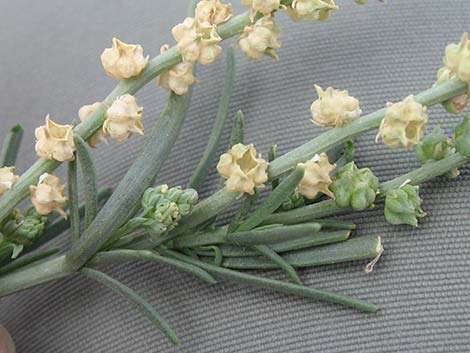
[187,48,236,190]
[201,235,381,270]
[160,249,378,313]
[74,135,98,228]
[81,267,179,345]
[0,124,23,167]
[90,249,216,285]
[0,9,260,225]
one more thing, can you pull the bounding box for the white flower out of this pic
[30,173,67,217]
[241,0,281,21]
[217,143,269,194]
[100,37,149,79]
[287,0,337,21]
[0,167,19,195]
[237,17,281,60]
[195,0,232,25]
[297,153,335,199]
[157,45,197,95]
[78,102,107,147]
[310,85,362,127]
[172,17,222,65]
[103,94,144,142]
[35,115,75,162]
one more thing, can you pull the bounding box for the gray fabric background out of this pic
[1,0,469,352]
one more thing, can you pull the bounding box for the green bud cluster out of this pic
[139,184,199,237]
[453,115,470,159]
[330,162,379,211]
[384,184,426,227]
[280,189,305,211]
[0,208,48,246]
[416,127,459,178]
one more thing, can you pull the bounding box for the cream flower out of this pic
[435,67,469,114]
[172,17,222,65]
[443,33,470,83]
[310,85,362,127]
[217,143,269,195]
[35,115,75,162]
[241,0,281,21]
[0,167,19,195]
[157,45,197,95]
[78,102,107,147]
[237,17,281,60]
[287,0,337,21]
[100,37,149,79]
[195,0,232,25]
[297,153,335,199]
[30,173,67,217]
[379,95,428,148]
[103,94,144,142]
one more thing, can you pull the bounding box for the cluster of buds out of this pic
[0,167,19,196]
[0,207,49,246]
[434,67,469,114]
[378,95,428,148]
[135,184,199,237]
[217,143,269,195]
[330,161,379,210]
[279,189,305,211]
[35,115,76,162]
[102,94,144,142]
[286,0,337,21]
[238,17,281,60]
[443,33,470,83]
[297,153,335,199]
[29,173,67,217]
[384,183,426,227]
[310,85,362,127]
[453,114,470,158]
[101,37,149,79]
[416,127,459,178]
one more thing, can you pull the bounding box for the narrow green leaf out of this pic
[227,189,259,233]
[254,244,302,285]
[268,144,280,189]
[188,48,236,190]
[312,219,356,230]
[0,247,60,276]
[67,160,80,244]
[195,246,223,266]
[74,135,98,228]
[228,110,245,147]
[204,235,381,270]
[90,249,216,285]
[81,268,179,345]
[236,166,305,232]
[0,124,24,167]
[160,249,378,313]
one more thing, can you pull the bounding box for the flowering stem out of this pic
[160,248,378,313]
[0,124,23,167]
[0,9,262,225]
[187,48,236,190]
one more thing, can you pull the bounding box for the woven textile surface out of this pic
[0,0,469,352]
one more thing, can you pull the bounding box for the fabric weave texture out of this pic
[0,1,469,352]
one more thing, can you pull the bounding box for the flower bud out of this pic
[157,45,197,95]
[35,115,75,162]
[237,17,281,60]
[287,0,337,21]
[217,143,269,195]
[241,0,281,21]
[279,189,305,211]
[195,0,232,25]
[100,37,149,79]
[310,85,362,127]
[435,67,469,114]
[78,102,107,147]
[0,325,15,353]
[297,153,335,199]
[443,33,470,83]
[172,17,222,65]
[416,127,453,164]
[330,161,379,211]
[103,94,144,142]
[378,95,428,148]
[0,167,19,195]
[453,114,470,158]
[30,173,67,217]
[3,208,48,245]
[384,184,426,226]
